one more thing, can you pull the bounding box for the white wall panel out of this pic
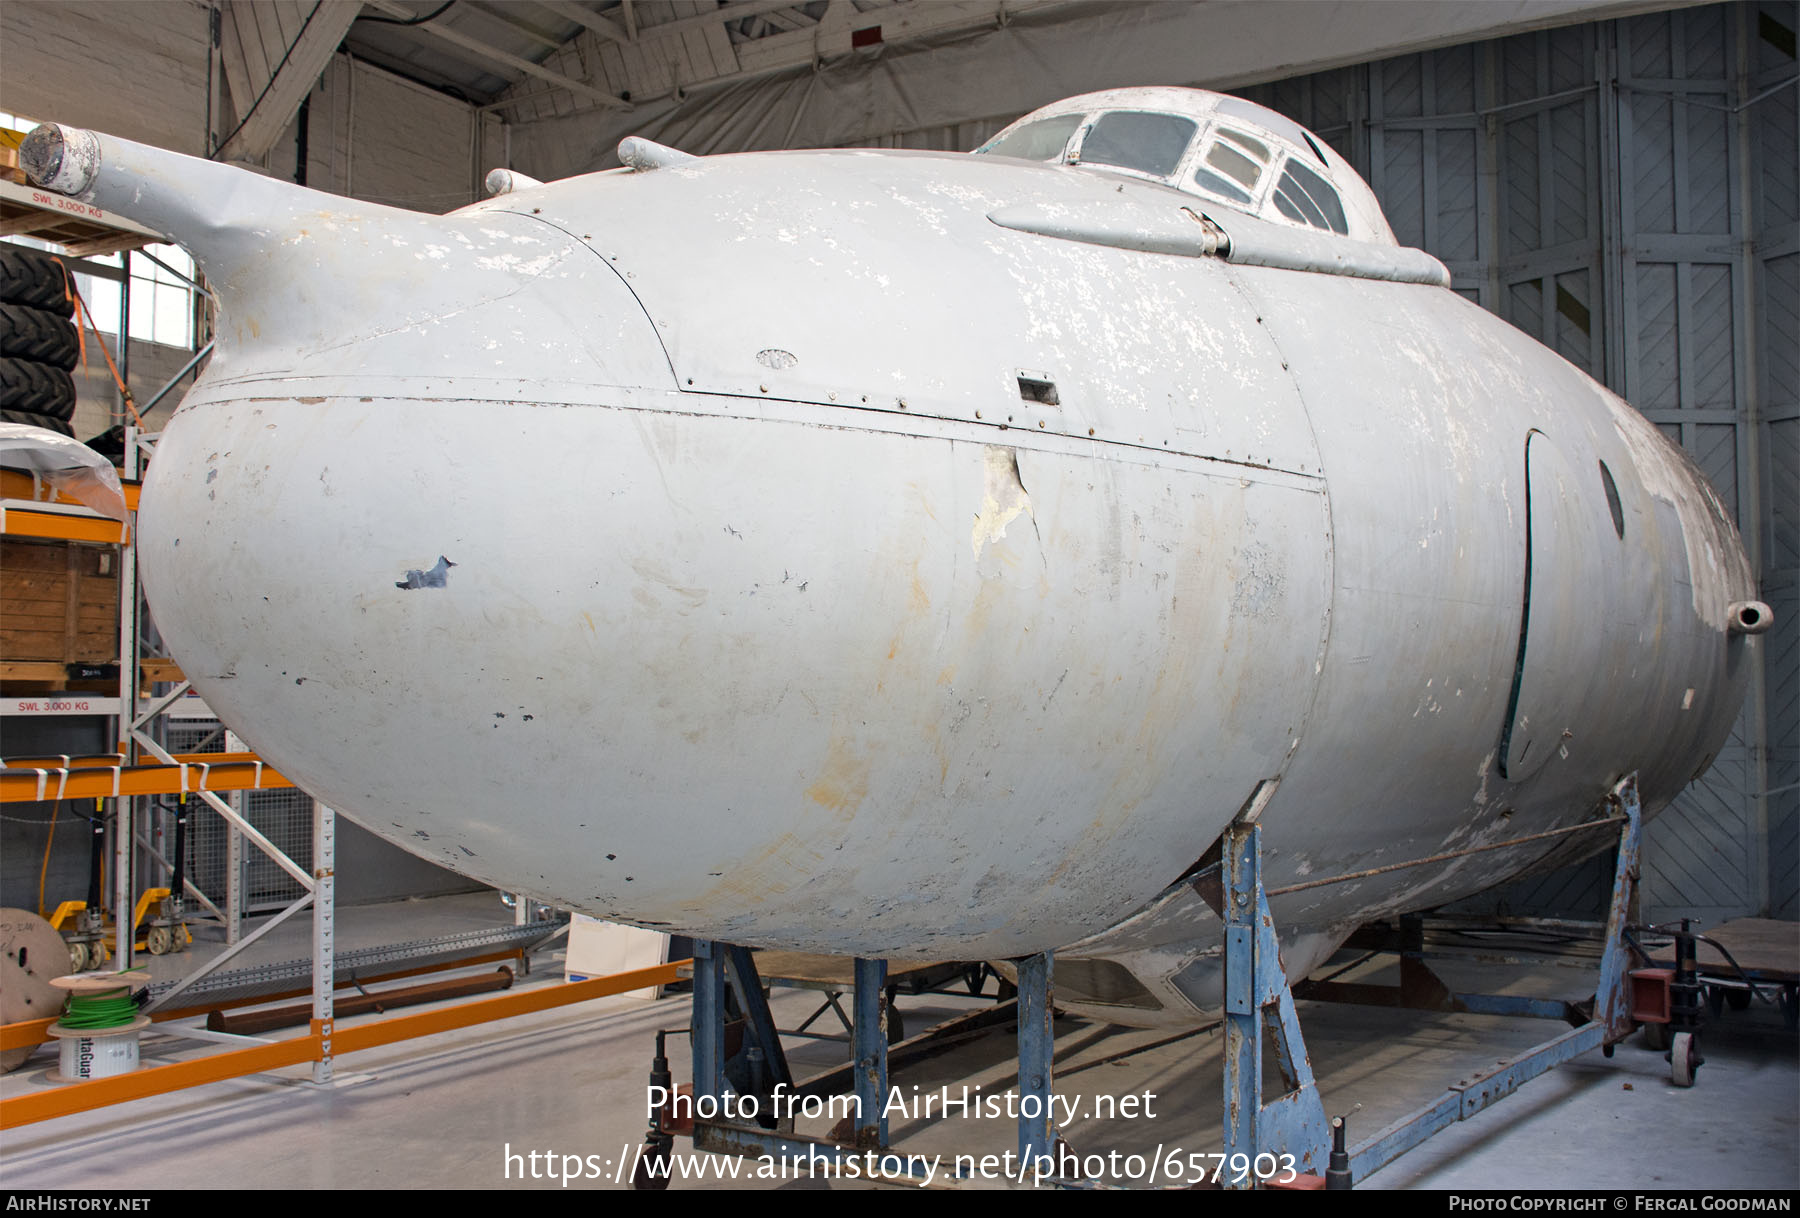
[0,1,211,155]
[305,54,482,214]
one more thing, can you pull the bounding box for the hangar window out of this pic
[1272,159,1349,235]
[1074,111,1197,179]
[976,114,1085,162]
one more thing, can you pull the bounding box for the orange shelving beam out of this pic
[0,468,141,512]
[0,960,687,1129]
[0,753,294,802]
[0,503,128,544]
[1,469,139,542]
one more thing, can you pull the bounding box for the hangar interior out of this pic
[0,0,1794,1193]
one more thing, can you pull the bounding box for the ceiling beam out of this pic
[367,0,632,108]
[655,0,820,43]
[219,0,363,161]
[757,9,810,34]
[465,1,567,53]
[492,0,1074,120]
[536,0,631,45]
[732,0,1063,77]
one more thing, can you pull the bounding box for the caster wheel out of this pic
[631,1144,671,1191]
[886,1006,904,1043]
[1726,989,1751,1012]
[67,941,87,973]
[146,926,173,955]
[1602,1042,1615,1058]
[1641,1022,1670,1052]
[1670,1030,1700,1087]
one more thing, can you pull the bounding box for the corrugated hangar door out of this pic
[1750,3,1799,921]
[1618,5,1767,925]
[1243,1,1798,924]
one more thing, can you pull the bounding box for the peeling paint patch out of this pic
[971,446,1032,559]
[395,556,457,590]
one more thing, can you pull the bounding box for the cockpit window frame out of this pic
[1180,121,1352,238]
[1066,109,1202,184]
[975,112,1088,164]
[1271,157,1350,236]
[1187,124,1275,209]
[976,102,1362,242]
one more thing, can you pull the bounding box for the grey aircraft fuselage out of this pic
[20,87,1765,1026]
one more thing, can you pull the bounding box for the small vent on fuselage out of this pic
[1017,375,1059,406]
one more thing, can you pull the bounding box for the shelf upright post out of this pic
[112,420,141,967]
[225,730,247,944]
[312,801,335,1083]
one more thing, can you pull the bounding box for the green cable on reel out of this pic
[60,982,139,1031]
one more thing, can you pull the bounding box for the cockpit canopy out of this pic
[974,87,1397,247]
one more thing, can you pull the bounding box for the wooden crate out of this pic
[1,538,121,665]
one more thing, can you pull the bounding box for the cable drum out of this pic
[60,989,139,1030]
[0,908,70,1072]
[47,970,151,1080]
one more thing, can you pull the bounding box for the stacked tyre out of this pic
[1,244,79,437]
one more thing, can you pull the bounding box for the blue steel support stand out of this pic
[1016,950,1056,1167]
[1595,773,1644,1044]
[1344,774,1645,1182]
[682,943,913,1181]
[721,944,794,1095]
[852,957,889,1148]
[691,938,726,1102]
[1222,821,1331,1188]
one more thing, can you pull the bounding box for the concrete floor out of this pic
[1,894,1794,1191]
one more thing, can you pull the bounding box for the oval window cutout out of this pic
[1598,460,1624,539]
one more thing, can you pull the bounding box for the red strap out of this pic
[54,256,143,428]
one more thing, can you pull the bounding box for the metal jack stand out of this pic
[635,939,872,1188]
[1329,774,1644,1184]
[1221,818,1331,1188]
[1213,774,1645,1188]
[636,939,1054,1188]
